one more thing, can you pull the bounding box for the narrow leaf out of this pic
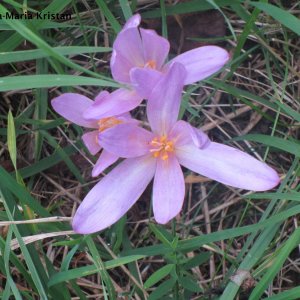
[144,264,175,289]
[7,111,17,169]
[250,2,300,35]
[0,75,120,92]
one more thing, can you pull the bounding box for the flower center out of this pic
[98,117,123,133]
[149,136,174,160]
[144,60,156,69]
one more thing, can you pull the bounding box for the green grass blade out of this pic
[34,58,48,161]
[249,227,300,300]
[178,275,202,293]
[182,252,211,270]
[119,0,132,20]
[148,277,176,300]
[0,46,111,64]
[40,130,85,184]
[266,286,300,300]
[159,0,167,38]
[230,1,263,62]
[0,189,48,299]
[48,254,146,286]
[0,74,120,91]
[237,134,300,157]
[18,143,78,179]
[95,0,121,33]
[122,205,300,257]
[247,192,300,201]
[250,2,300,35]
[144,264,174,289]
[142,0,234,17]
[0,0,73,52]
[0,3,111,80]
[3,227,22,300]
[0,167,53,219]
[220,159,297,300]
[177,204,300,251]
[7,111,17,169]
[206,0,237,41]
[210,80,277,111]
[86,237,116,300]
[0,236,35,289]
[275,100,300,123]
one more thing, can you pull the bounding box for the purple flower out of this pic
[51,91,137,177]
[84,13,230,119]
[72,63,280,234]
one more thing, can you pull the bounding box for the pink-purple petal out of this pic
[130,67,163,99]
[170,120,210,148]
[117,112,139,124]
[113,27,144,69]
[168,46,230,85]
[123,14,141,30]
[51,93,97,128]
[83,88,143,120]
[153,155,185,224]
[92,150,119,177]
[176,142,280,191]
[140,28,170,70]
[147,62,187,135]
[99,124,153,158]
[82,130,101,155]
[72,156,156,234]
[94,90,110,103]
[111,50,133,83]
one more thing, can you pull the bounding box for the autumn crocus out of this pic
[83,13,230,120]
[72,63,280,234]
[51,91,137,177]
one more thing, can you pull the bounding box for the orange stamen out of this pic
[149,135,174,160]
[98,117,123,133]
[144,60,156,69]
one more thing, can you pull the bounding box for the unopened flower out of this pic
[84,13,230,120]
[51,91,137,177]
[72,63,280,234]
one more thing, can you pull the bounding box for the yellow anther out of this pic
[144,60,156,69]
[153,152,160,158]
[150,137,159,146]
[98,117,123,133]
[161,152,169,160]
[149,135,174,160]
[165,144,172,151]
[159,136,167,142]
